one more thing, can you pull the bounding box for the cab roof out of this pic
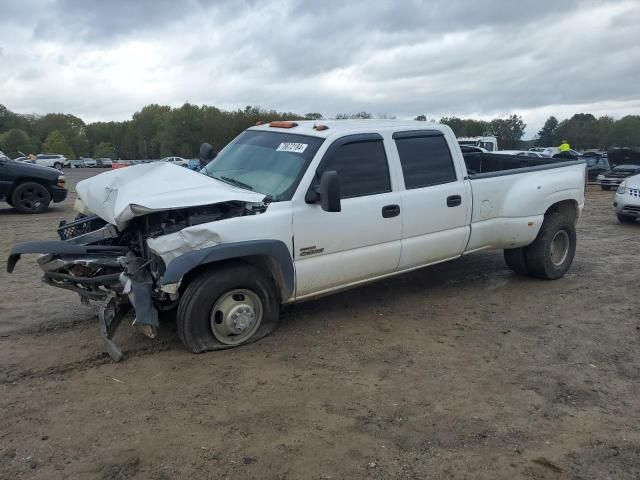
[247,119,448,139]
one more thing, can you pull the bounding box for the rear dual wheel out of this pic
[504,215,576,280]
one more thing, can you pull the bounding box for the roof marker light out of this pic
[269,121,298,128]
[313,124,329,131]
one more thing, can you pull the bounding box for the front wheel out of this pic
[176,263,280,353]
[525,215,576,279]
[53,162,63,170]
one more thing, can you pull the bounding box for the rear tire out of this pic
[177,263,280,353]
[601,185,611,191]
[525,215,576,280]
[504,247,529,275]
[11,182,51,213]
[617,214,636,224]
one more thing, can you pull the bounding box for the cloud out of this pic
[0,0,638,136]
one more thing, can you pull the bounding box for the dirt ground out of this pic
[1,169,638,480]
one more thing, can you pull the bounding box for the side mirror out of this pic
[199,143,217,162]
[305,170,341,212]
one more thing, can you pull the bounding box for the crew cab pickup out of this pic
[7,120,586,360]
[0,154,67,213]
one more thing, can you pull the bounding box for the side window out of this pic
[394,134,457,189]
[321,140,391,199]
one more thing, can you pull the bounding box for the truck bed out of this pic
[463,152,582,178]
[462,154,586,253]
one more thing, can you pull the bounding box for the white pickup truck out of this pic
[8,120,586,360]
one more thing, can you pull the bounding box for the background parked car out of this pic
[459,145,488,154]
[541,147,582,158]
[0,155,67,213]
[161,156,190,167]
[585,156,611,182]
[80,157,97,167]
[597,165,640,190]
[97,158,113,168]
[35,154,69,169]
[494,150,551,158]
[613,173,640,223]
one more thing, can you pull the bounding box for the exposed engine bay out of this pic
[8,200,267,360]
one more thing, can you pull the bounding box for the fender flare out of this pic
[160,239,295,300]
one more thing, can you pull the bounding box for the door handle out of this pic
[382,204,400,218]
[447,195,462,207]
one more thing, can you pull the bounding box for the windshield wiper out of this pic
[217,175,254,191]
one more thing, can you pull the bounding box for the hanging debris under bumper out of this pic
[6,238,158,361]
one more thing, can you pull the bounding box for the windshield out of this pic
[202,130,324,201]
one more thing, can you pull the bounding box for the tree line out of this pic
[1,102,638,159]
[423,113,640,150]
[0,104,304,160]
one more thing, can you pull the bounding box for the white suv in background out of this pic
[614,174,640,224]
[35,154,69,169]
[161,156,190,167]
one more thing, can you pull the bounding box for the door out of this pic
[391,130,471,269]
[292,134,402,298]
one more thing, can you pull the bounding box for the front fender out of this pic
[160,239,295,301]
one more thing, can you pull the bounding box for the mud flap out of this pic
[98,292,131,361]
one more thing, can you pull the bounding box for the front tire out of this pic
[617,214,636,224]
[11,182,51,213]
[177,263,280,353]
[54,162,63,170]
[525,215,576,279]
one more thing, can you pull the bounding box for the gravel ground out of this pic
[0,169,638,479]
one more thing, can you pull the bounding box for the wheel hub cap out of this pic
[228,305,256,332]
[210,289,263,345]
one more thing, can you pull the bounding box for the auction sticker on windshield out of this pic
[276,142,308,154]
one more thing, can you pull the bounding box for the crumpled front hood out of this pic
[76,162,266,229]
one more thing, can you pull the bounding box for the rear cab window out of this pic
[393,131,457,189]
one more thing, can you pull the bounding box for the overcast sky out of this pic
[1,0,639,137]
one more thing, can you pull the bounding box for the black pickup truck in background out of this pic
[598,148,640,190]
[0,153,68,213]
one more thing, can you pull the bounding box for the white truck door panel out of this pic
[391,131,471,269]
[293,135,402,298]
[293,193,402,297]
[399,183,470,268]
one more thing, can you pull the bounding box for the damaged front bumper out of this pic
[7,218,164,361]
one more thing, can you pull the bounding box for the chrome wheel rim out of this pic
[210,289,262,345]
[550,230,570,266]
